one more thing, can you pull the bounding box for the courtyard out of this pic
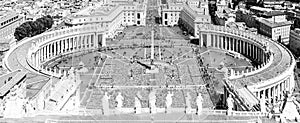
[44,25,253,113]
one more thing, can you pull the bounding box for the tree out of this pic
[14,26,27,41]
[14,15,54,41]
[14,21,34,41]
[31,20,46,35]
[22,21,35,37]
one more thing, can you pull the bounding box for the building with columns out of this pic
[1,23,295,115]
[161,0,211,37]
[65,1,147,39]
[161,4,183,26]
[289,28,300,57]
[198,24,296,111]
[0,10,24,43]
[258,19,292,45]
[179,5,211,37]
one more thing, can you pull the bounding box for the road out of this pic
[5,40,43,75]
[146,0,159,26]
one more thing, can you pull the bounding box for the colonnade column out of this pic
[262,90,265,99]
[268,88,271,103]
[67,39,70,52]
[43,46,46,62]
[82,36,84,49]
[94,34,98,49]
[220,35,223,49]
[45,45,47,60]
[58,41,61,54]
[290,74,295,93]
[38,50,41,69]
[280,82,283,100]
[207,33,211,47]
[229,37,231,50]
[276,85,279,102]
[241,41,244,55]
[62,39,65,53]
[272,87,275,104]
[233,39,236,52]
[49,44,52,58]
[249,44,252,58]
[224,36,227,50]
[102,34,107,47]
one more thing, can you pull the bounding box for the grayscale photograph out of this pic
[0,0,299,122]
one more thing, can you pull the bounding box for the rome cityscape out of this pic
[0,0,300,122]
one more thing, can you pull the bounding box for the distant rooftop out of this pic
[74,5,117,16]
[250,6,272,12]
[263,11,285,17]
[0,10,18,22]
[259,19,293,28]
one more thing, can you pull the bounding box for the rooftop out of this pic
[259,19,293,28]
[182,4,210,19]
[0,10,18,22]
[263,11,286,17]
[231,37,293,89]
[250,6,272,12]
[74,5,117,16]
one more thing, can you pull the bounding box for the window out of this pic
[137,13,140,19]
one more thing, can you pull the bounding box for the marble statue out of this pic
[260,96,266,113]
[196,93,203,115]
[282,94,300,120]
[116,92,124,108]
[102,92,111,115]
[165,91,174,112]
[185,92,192,114]
[149,90,157,114]
[227,94,234,114]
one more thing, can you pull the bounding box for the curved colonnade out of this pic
[3,24,296,111]
[198,24,296,104]
[26,25,107,78]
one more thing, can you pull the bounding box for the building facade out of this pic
[161,2,211,37]
[258,19,292,45]
[289,29,300,57]
[198,24,295,111]
[161,4,183,26]
[179,5,211,37]
[65,2,147,39]
[0,10,24,43]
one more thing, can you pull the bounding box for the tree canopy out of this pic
[14,15,54,41]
